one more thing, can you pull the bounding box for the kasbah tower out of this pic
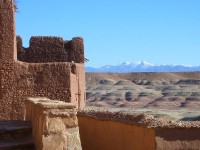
[0,0,86,120]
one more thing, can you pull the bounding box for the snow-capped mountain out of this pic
[86,61,200,72]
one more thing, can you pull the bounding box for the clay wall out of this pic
[1,61,85,120]
[155,128,200,150]
[1,60,86,120]
[78,116,155,150]
[70,63,86,108]
[0,0,17,119]
[69,37,84,63]
[78,111,200,150]
[0,0,17,60]
[1,61,72,120]
[17,36,84,63]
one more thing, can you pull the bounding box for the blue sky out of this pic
[16,0,200,67]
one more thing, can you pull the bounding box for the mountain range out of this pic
[86,61,200,72]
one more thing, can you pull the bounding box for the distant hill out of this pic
[86,72,200,110]
[86,61,200,72]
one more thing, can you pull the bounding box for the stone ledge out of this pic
[27,97,76,109]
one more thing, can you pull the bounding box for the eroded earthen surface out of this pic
[86,72,200,111]
[17,36,84,63]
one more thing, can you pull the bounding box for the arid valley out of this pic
[86,72,200,121]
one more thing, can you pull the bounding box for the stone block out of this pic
[66,127,82,150]
[25,97,82,150]
[62,117,78,128]
[42,134,67,150]
[46,117,66,133]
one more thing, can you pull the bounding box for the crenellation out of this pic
[16,36,25,60]
[70,37,84,63]
[17,36,85,64]
[64,40,72,52]
[18,36,68,63]
[29,36,64,51]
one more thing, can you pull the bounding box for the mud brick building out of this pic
[0,0,85,120]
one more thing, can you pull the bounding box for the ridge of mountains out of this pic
[86,61,200,72]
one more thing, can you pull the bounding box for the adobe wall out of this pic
[17,36,84,63]
[155,128,200,150]
[78,111,200,150]
[70,63,86,108]
[1,60,85,120]
[0,0,17,60]
[0,0,86,120]
[78,117,155,150]
[1,61,72,120]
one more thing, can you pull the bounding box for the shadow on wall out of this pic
[78,111,200,150]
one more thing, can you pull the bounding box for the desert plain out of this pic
[86,72,200,121]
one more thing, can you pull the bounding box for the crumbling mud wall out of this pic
[1,61,73,119]
[17,36,84,63]
[155,128,200,150]
[0,0,85,120]
[0,0,17,60]
[0,0,17,119]
[78,111,200,150]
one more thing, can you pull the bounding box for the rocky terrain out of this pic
[86,72,200,120]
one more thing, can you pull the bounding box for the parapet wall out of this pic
[78,111,200,150]
[1,61,69,119]
[25,97,82,150]
[0,61,85,120]
[17,36,84,63]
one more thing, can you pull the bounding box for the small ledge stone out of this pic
[27,97,76,109]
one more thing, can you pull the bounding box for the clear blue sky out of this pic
[16,0,200,67]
